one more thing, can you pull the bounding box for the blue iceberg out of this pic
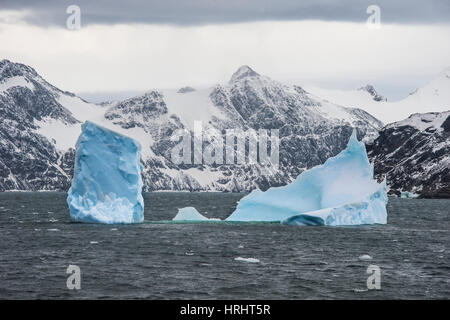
[224,130,387,225]
[67,121,144,224]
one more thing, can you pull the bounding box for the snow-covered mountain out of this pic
[0,60,384,192]
[306,68,450,124]
[305,84,387,110]
[368,111,450,198]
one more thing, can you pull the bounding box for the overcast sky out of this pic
[0,0,449,101]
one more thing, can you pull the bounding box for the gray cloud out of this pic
[1,0,449,26]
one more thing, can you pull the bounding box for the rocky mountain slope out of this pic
[0,60,383,192]
[367,111,450,198]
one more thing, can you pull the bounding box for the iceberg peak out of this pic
[346,129,361,149]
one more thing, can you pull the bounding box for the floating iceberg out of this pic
[234,257,260,263]
[173,207,220,221]
[67,121,144,224]
[224,130,387,226]
[174,207,208,221]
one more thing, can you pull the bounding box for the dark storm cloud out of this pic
[1,0,449,26]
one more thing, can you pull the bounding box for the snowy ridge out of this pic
[386,111,450,132]
[304,85,386,113]
[306,68,450,124]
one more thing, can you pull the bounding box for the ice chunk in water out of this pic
[173,207,220,221]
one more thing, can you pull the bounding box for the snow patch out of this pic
[0,76,34,94]
[162,88,226,129]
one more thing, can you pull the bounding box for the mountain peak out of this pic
[0,59,38,79]
[229,65,260,83]
[358,84,386,102]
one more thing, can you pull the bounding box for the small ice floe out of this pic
[31,212,39,215]
[234,257,260,263]
[110,228,118,231]
[200,263,212,267]
[185,251,194,256]
[90,241,99,244]
[47,228,59,231]
[47,211,54,214]
[353,288,368,293]
[238,245,244,249]
[49,218,58,223]
[358,254,373,261]
[34,228,41,231]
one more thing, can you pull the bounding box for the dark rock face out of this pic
[104,91,168,130]
[0,60,77,191]
[441,115,450,132]
[368,111,450,198]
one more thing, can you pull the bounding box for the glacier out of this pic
[67,121,144,224]
[223,130,387,225]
